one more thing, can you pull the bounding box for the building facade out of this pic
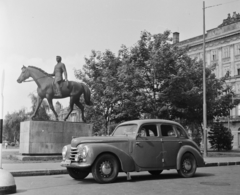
[50,102,83,122]
[58,107,83,122]
[176,12,240,149]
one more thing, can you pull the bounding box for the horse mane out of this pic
[28,66,52,76]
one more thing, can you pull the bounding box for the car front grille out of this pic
[70,147,78,162]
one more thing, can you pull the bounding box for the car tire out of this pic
[92,154,119,184]
[148,170,163,176]
[177,153,197,178]
[67,168,90,180]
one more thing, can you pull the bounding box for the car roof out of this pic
[119,119,182,127]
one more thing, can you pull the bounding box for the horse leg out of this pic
[31,96,43,120]
[46,97,59,121]
[75,101,86,123]
[64,96,74,121]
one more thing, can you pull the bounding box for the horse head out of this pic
[17,65,30,83]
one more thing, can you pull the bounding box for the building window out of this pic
[235,44,240,56]
[211,50,218,61]
[238,105,240,116]
[237,83,240,94]
[70,113,77,122]
[238,69,240,76]
[222,47,230,58]
[222,65,230,76]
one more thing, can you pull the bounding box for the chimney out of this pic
[233,12,237,18]
[173,32,180,44]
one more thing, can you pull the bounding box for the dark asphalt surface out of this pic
[13,166,240,195]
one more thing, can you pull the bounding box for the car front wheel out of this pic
[177,153,197,178]
[67,168,90,180]
[92,154,119,184]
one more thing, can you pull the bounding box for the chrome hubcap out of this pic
[182,159,192,172]
[100,161,112,177]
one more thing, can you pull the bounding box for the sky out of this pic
[0,0,240,118]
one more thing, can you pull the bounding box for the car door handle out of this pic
[179,141,182,144]
[136,142,140,146]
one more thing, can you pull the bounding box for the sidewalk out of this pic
[2,162,67,176]
[1,156,240,177]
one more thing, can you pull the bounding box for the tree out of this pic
[208,121,233,151]
[75,30,237,135]
[75,50,139,131]
[28,93,50,121]
[3,109,28,142]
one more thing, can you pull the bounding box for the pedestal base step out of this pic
[9,154,62,161]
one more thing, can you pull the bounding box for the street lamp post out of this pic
[0,69,17,194]
[203,1,208,157]
[202,1,223,157]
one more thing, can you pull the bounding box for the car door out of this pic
[132,124,163,168]
[160,123,181,168]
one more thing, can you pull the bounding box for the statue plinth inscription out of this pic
[20,121,92,155]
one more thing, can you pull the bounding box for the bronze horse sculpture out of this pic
[17,65,92,122]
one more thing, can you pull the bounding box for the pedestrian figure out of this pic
[5,141,8,149]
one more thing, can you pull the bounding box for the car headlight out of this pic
[62,145,68,160]
[78,145,89,159]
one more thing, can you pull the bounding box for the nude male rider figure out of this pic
[51,56,68,97]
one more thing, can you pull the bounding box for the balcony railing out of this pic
[218,115,240,122]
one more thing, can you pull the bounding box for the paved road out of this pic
[14,166,240,195]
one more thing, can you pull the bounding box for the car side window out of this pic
[161,124,176,137]
[139,124,158,137]
[175,126,188,138]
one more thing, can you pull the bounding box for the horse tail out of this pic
[82,84,93,106]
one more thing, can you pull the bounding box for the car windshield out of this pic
[112,124,138,136]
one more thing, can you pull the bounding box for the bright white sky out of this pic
[0,0,239,118]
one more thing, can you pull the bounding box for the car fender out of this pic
[86,143,136,172]
[176,145,205,169]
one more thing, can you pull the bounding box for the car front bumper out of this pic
[61,160,91,168]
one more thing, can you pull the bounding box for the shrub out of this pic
[208,121,233,151]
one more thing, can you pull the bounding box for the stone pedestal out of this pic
[19,121,92,155]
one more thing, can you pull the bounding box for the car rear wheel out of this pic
[148,170,163,176]
[177,153,197,178]
[92,154,119,184]
[67,168,90,180]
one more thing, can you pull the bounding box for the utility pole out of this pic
[202,0,223,157]
[203,1,208,157]
[0,69,4,168]
[0,69,16,194]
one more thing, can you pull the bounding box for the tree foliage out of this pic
[75,30,238,134]
[28,93,50,121]
[3,93,51,142]
[208,121,233,151]
[3,109,28,142]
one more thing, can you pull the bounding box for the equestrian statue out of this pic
[17,56,92,122]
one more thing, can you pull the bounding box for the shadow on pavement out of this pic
[16,189,27,194]
[78,172,214,184]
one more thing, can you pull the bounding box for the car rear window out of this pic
[175,126,188,138]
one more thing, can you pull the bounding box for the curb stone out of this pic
[8,161,240,177]
[205,161,240,167]
[11,169,67,177]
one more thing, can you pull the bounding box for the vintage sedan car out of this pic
[61,119,205,183]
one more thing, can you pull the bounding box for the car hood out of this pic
[71,136,132,147]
